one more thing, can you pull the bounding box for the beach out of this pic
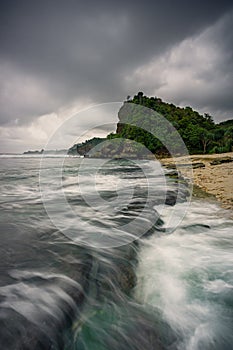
[161,152,233,214]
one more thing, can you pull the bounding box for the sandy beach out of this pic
[161,152,233,214]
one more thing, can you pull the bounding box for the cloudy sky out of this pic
[1,0,233,153]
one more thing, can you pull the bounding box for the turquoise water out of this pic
[135,201,233,349]
[0,156,232,349]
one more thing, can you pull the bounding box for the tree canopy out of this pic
[109,92,233,155]
[68,92,233,157]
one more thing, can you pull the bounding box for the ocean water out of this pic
[0,155,232,349]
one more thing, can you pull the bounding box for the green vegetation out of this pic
[108,92,233,155]
[68,92,233,156]
[68,137,105,155]
[212,120,233,154]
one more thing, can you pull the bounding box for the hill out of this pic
[108,92,233,155]
[68,92,233,157]
[68,137,105,156]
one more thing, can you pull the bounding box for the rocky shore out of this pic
[161,152,233,214]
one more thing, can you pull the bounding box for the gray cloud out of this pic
[0,0,233,151]
[124,10,233,121]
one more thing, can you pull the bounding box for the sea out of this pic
[0,154,232,350]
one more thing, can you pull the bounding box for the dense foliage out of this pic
[69,93,233,156]
[108,92,233,155]
[68,137,105,155]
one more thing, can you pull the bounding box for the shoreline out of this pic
[161,152,233,215]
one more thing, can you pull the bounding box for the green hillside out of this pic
[68,137,105,155]
[108,92,233,155]
[69,92,233,157]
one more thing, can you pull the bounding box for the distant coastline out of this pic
[23,149,44,155]
[22,149,67,155]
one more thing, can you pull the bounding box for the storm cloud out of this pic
[0,0,233,151]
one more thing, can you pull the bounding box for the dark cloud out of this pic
[1,1,233,123]
[124,10,233,122]
[0,0,233,151]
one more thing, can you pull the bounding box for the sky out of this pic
[0,0,233,153]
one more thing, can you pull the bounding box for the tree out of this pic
[137,91,144,105]
[197,128,213,154]
[104,92,233,156]
[223,127,233,152]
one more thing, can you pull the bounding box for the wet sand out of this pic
[161,152,233,213]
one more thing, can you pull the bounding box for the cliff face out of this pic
[113,102,177,156]
[114,93,233,155]
[116,102,135,134]
[68,93,233,157]
[116,122,123,134]
[116,106,131,134]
